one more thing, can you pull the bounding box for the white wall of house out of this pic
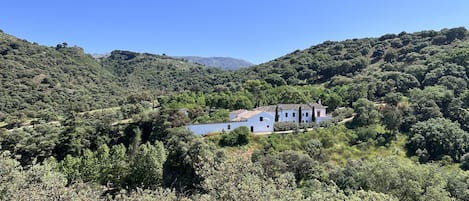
[313,108,327,118]
[300,109,314,123]
[245,112,274,132]
[187,112,274,135]
[278,109,298,122]
[186,121,245,135]
[278,109,314,123]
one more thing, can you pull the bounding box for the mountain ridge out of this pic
[176,56,254,70]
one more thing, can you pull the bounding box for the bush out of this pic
[461,153,469,170]
[219,126,250,146]
[274,122,317,131]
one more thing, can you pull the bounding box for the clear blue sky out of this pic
[2,0,469,64]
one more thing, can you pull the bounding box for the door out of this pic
[250,126,254,132]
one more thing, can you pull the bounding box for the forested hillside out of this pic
[0,27,468,200]
[0,31,123,119]
[239,27,469,88]
[101,51,241,92]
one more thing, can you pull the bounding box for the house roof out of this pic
[255,103,327,112]
[278,104,313,110]
[231,110,263,121]
[255,105,277,112]
[308,103,328,109]
[230,109,247,115]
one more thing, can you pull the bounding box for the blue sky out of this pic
[2,1,469,64]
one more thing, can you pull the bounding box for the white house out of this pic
[186,102,331,136]
[256,103,329,124]
[186,110,274,135]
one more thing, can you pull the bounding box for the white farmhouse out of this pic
[256,103,329,124]
[186,102,331,136]
[186,110,274,135]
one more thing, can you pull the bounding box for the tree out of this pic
[303,139,327,161]
[322,92,343,110]
[332,157,452,201]
[199,157,302,201]
[460,153,469,170]
[244,79,271,107]
[411,98,443,122]
[163,129,218,193]
[351,98,380,127]
[219,126,250,147]
[107,144,129,187]
[407,118,469,163]
[128,127,142,159]
[381,105,402,134]
[128,141,167,189]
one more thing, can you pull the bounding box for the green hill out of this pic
[100,50,240,92]
[0,31,125,121]
[238,27,469,89]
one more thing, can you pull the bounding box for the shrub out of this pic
[274,122,317,131]
[219,126,250,146]
[461,153,469,170]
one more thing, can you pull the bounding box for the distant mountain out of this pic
[101,51,237,92]
[91,53,110,59]
[178,56,254,70]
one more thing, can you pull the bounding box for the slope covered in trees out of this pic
[100,51,241,92]
[0,27,469,200]
[0,31,124,120]
[239,27,469,89]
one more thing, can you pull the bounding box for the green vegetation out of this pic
[219,126,250,146]
[1,27,469,200]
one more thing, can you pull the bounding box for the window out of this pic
[285,113,288,117]
[260,116,263,121]
[293,112,296,117]
[317,111,321,117]
[227,125,231,130]
[306,112,309,117]
[267,125,270,128]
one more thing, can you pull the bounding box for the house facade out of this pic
[186,110,275,135]
[186,102,330,136]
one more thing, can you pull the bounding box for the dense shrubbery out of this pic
[219,126,250,146]
[274,121,317,131]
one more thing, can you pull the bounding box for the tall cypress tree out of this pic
[275,106,279,122]
[298,106,302,123]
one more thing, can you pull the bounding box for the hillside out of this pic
[0,31,125,121]
[178,56,254,70]
[100,51,241,92]
[239,27,469,88]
